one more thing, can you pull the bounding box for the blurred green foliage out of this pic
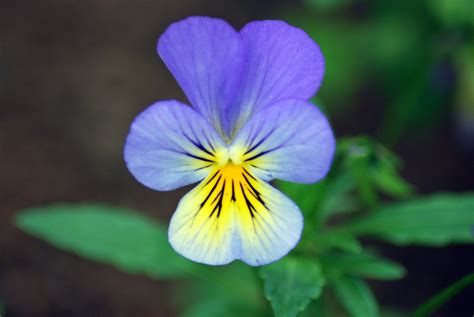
[16,204,200,279]
[427,0,474,28]
[180,262,264,317]
[330,275,379,317]
[320,252,406,281]
[15,136,474,317]
[282,0,472,146]
[278,136,414,224]
[342,193,474,245]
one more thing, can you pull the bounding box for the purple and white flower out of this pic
[124,17,335,266]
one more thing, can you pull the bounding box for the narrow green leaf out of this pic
[15,203,200,279]
[322,252,406,280]
[371,159,414,199]
[344,193,474,246]
[338,137,381,207]
[411,272,474,317]
[338,136,414,205]
[259,257,325,317]
[331,276,380,317]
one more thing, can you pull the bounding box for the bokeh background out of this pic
[1,0,473,316]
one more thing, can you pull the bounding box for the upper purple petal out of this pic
[227,20,325,135]
[157,17,245,136]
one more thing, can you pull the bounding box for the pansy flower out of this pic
[124,17,335,266]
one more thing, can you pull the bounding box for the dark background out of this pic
[1,0,473,316]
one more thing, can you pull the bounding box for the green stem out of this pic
[411,272,474,317]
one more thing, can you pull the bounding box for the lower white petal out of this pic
[168,164,303,266]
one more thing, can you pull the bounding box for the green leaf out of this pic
[411,272,474,317]
[298,298,324,317]
[371,158,414,199]
[338,136,414,205]
[367,142,414,199]
[15,203,200,279]
[343,193,474,246]
[259,257,325,317]
[322,252,406,280]
[331,276,380,317]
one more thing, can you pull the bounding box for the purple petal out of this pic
[124,100,226,191]
[231,98,335,183]
[228,20,325,134]
[157,16,245,135]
